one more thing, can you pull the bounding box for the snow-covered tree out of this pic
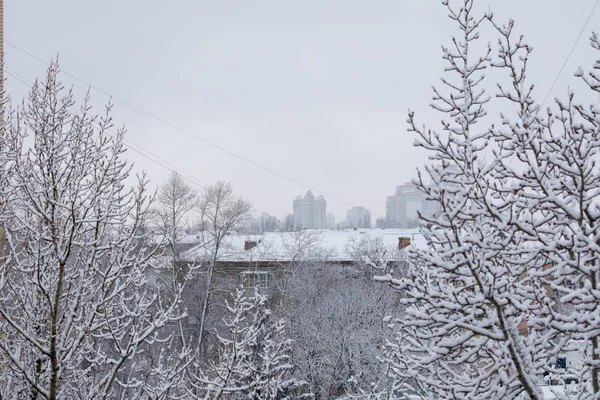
[193,181,252,352]
[0,62,188,399]
[151,171,201,380]
[377,0,600,398]
[280,261,396,400]
[345,235,388,280]
[156,171,198,268]
[190,288,303,399]
[487,27,600,399]
[375,1,558,399]
[269,229,324,304]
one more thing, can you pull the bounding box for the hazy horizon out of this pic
[6,0,600,222]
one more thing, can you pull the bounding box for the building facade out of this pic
[293,191,327,229]
[385,182,439,227]
[385,196,398,226]
[346,206,371,229]
[326,213,336,229]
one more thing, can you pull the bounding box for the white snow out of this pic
[181,228,426,263]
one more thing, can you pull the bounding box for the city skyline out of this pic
[6,1,597,220]
[276,183,426,228]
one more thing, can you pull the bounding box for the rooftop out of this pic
[181,228,426,263]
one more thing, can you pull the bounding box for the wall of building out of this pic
[346,206,371,228]
[293,190,327,229]
[385,182,439,228]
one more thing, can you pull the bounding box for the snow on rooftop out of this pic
[181,228,426,263]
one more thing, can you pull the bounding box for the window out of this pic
[242,271,270,289]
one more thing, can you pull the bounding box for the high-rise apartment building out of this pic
[293,191,327,229]
[346,206,371,228]
[326,213,336,229]
[386,196,398,225]
[385,182,439,227]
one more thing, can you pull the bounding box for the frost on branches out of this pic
[378,1,600,399]
[189,287,305,399]
[0,62,189,399]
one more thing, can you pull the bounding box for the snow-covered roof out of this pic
[181,228,426,263]
[540,385,578,399]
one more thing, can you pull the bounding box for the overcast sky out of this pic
[6,1,600,222]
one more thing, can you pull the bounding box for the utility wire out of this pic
[5,41,361,210]
[539,0,599,109]
[5,67,366,222]
[5,67,210,192]
[503,0,599,169]
[5,68,343,222]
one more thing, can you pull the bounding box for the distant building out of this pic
[346,206,371,229]
[293,191,327,229]
[385,182,438,227]
[386,196,398,227]
[283,214,295,231]
[327,213,336,229]
[237,213,281,234]
[259,213,280,233]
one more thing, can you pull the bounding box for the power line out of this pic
[4,67,209,192]
[5,66,369,223]
[7,68,379,229]
[539,0,599,109]
[5,41,361,210]
[503,0,599,169]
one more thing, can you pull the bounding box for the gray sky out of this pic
[6,1,600,221]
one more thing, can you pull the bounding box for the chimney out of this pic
[244,240,258,251]
[398,237,411,249]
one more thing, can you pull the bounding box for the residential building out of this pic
[237,213,281,234]
[385,182,439,227]
[386,196,399,227]
[327,213,336,229]
[292,190,327,229]
[175,228,422,314]
[259,213,280,232]
[346,206,371,229]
